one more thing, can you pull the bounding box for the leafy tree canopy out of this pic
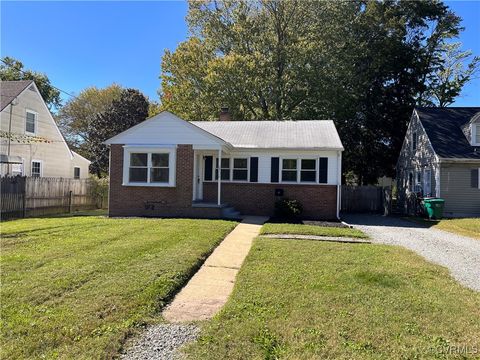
[88,88,149,176]
[0,56,62,109]
[160,0,474,184]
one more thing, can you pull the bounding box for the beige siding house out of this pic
[396,107,480,217]
[0,80,90,178]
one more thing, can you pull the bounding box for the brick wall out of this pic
[109,144,337,219]
[203,182,337,219]
[108,144,219,217]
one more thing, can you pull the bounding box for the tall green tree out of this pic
[56,84,123,150]
[160,0,469,183]
[420,42,479,107]
[88,89,149,176]
[0,56,62,109]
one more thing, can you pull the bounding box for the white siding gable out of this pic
[105,111,227,147]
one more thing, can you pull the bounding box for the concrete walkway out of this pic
[163,216,268,323]
[261,234,371,243]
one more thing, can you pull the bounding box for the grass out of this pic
[407,217,480,240]
[186,238,480,359]
[0,214,237,360]
[260,223,367,238]
[429,218,479,240]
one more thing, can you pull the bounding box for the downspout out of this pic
[217,149,222,206]
[337,150,342,219]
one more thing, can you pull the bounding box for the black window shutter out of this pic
[250,157,258,182]
[204,156,213,181]
[471,169,479,188]
[271,157,279,183]
[319,157,328,183]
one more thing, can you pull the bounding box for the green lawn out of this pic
[0,215,237,360]
[186,238,480,359]
[432,218,480,240]
[260,223,367,238]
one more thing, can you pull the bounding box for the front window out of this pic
[233,158,248,181]
[215,158,230,180]
[31,161,41,177]
[282,159,297,182]
[127,152,172,184]
[412,131,417,151]
[26,111,36,134]
[74,167,80,179]
[300,159,316,182]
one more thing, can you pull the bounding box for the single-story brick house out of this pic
[105,110,343,219]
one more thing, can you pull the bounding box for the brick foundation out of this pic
[203,182,337,220]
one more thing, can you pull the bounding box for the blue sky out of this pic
[1,1,479,106]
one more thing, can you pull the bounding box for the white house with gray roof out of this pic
[105,110,343,219]
[396,107,480,217]
[0,80,90,178]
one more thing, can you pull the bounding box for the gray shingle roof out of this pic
[190,120,343,149]
[0,80,33,111]
[416,107,480,159]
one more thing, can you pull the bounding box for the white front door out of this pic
[424,169,431,196]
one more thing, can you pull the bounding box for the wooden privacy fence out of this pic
[1,176,105,220]
[341,185,392,214]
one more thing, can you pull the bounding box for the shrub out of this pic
[275,198,303,219]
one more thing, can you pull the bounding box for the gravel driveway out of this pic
[343,214,480,292]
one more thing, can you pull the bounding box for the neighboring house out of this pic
[396,107,480,217]
[0,80,90,178]
[105,110,343,219]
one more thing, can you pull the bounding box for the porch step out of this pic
[222,206,242,219]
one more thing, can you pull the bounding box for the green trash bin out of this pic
[423,198,445,220]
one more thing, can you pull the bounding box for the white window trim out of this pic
[423,168,432,195]
[472,124,480,146]
[231,157,250,182]
[74,166,81,179]
[208,156,250,183]
[280,157,319,184]
[31,159,42,177]
[25,109,38,135]
[122,146,176,187]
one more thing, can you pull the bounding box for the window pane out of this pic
[74,167,80,179]
[151,168,169,183]
[301,159,316,170]
[221,158,230,168]
[152,153,169,167]
[32,162,41,177]
[129,167,147,182]
[282,170,297,182]
[233,169,248,181]
[301,170,316,182]
[130,153,147,167]
[234,158,247,169]
[282,159,297,170]
[221,169,230,180]
[26,112,35,133]
[215,169,230,180]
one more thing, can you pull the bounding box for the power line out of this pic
[0,58,78,100]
